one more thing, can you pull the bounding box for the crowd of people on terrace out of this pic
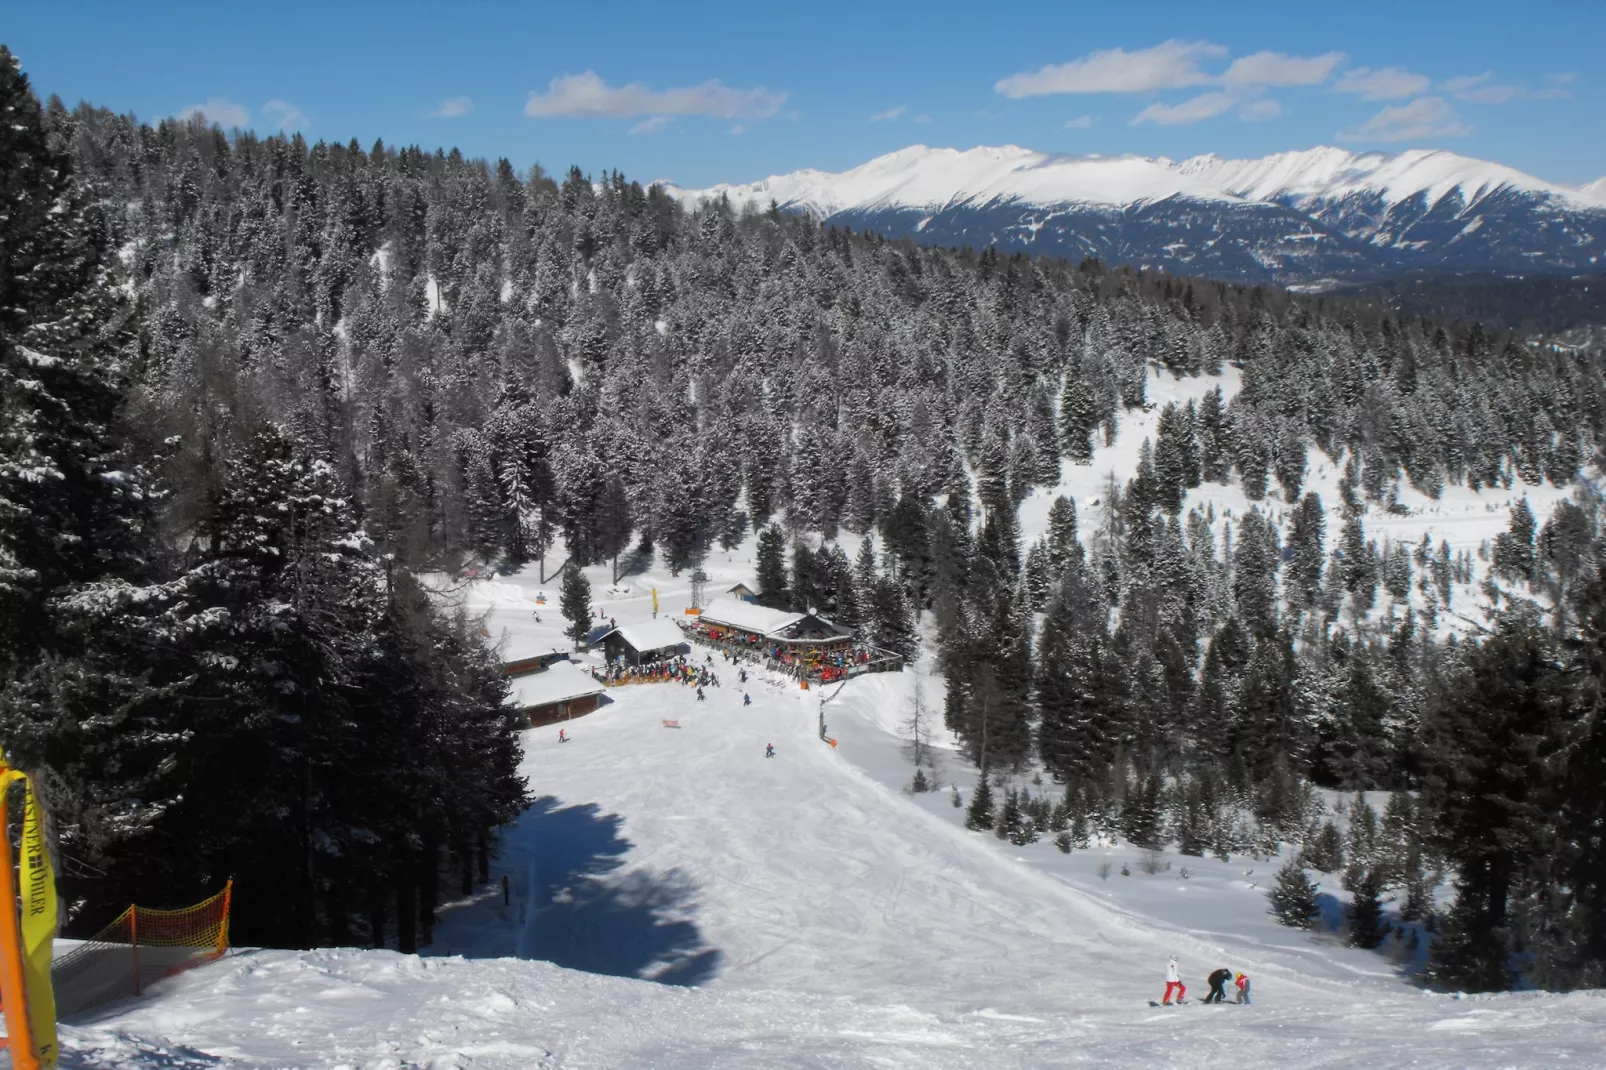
[679,619,883,683]
[591,653,723,691]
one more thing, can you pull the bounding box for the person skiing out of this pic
[558,728,568,744]
[1205,967,1232,1004]
[743,693,752,706]
[696,686,706,701]
[765,743,775,758]
[1234,972,1251,1005]
[1162,957,1185,1005]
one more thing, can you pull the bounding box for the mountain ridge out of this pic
[660,144,1606,284]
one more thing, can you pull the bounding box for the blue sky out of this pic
[9,0,1605,187]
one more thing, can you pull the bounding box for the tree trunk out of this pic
[396,849,417,954]
[419,839,440,948]
[476,836,490,884]
[459,845,474,897]
[367,883,388,949]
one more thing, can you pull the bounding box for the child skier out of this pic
[765,743,775,758]
[1162,957,1185,1005]
[743,693,752,706]
[1234,972,1251,1005]
[696,686,706,701]
[1205,967,1232,1004]
[558,728,568,744]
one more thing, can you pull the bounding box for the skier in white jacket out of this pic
[1162,956,1186,1005]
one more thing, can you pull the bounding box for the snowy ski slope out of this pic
[54,365,1605,1068]
[57,647,1606,1067]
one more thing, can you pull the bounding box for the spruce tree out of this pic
[965,771,996,831]
[560,563,593,649]
[1348,870,1387,949]
[1270,856,1320,929]
[755,524,788,605]
[0,46,147,675]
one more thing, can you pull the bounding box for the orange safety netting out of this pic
[50,882,231,1019]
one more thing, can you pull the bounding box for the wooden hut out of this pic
[507,661,607,727]
[600,619,689,667]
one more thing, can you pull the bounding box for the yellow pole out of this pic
[0,774,39,1070]
[130,906,140,997]
[215,880,233,958]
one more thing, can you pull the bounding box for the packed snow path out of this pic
[59,657,1606,1067]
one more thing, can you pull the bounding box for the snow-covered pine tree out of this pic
[560,563,593,649]
[964,771,995,831]
[756,524,788,606]
[1347,870,1388,949]
[0,46,148,676]
[1270,856,1320,929]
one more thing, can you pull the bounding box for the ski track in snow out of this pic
[59,665,1606,1068]
[57,365,1606,1067]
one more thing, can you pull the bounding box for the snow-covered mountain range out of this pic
[661,145,1606,284]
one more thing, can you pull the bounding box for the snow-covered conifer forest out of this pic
[4,42,1606,1065]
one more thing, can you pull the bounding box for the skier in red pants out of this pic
[1162,956,1186,1004]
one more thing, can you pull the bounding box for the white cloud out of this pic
[628,115,674,135]
[429,96,474,118]
[1238,97,1282,121]
[996,40,1224,97]
[1332,66,1432,101]
[728,124,746,135]
[998,41,1345,98]
[262,100,307,132]
[1131,91,1236,126]
[1337,96,1472,142]
[1455,84,1519,104]
[1439,72,1492,94]
[1063,114,1096,129]
[525,71,787,120]
[1440,71,1570,103]
[1220,50,1343,87]
[913,113,932,124]
[176,98,250,128]
[869,105,907,122]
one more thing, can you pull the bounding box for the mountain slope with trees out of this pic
[3,48,1606,988]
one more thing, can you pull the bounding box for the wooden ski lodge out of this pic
[506,660,607,728]
[692,597,853,652]
[598,619,689,666]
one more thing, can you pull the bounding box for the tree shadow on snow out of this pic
[1312,889,1430,978]
[502,796,721,987]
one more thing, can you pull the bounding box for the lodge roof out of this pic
[696,597,808,636]
[507,660,605,710]
[601,619,688,653]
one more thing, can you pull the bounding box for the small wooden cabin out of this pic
[507,661,607,727]
[600,619,689,667]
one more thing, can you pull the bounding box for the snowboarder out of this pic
[743,693,752,706]
[1162,957,1185,1005]
[696,686,706,701]
[558,728,568,744]
[1234,972,1251,1005]
[765,743,775,758]
[1205,968,1232,1004]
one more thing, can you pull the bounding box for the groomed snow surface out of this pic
[57,365,1606,1067]
[59,654,1606,1068]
